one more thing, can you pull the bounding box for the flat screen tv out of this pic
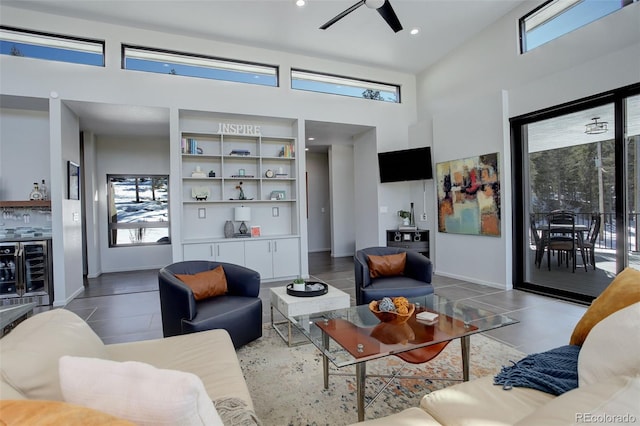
[378,147,433,183]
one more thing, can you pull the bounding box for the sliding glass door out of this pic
[513,84,639,303]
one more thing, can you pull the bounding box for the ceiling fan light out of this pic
[296,0,305,6]
[585,117,608,135]
[365,0,385,9]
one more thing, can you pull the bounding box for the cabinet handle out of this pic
[217,245,220,257]
[274,241,278,252]
[268,241,272,253]
[210,245,213,257]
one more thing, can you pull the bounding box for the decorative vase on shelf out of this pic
[402,217,410,226]
[224,220,234,238]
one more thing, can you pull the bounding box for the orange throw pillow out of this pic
[175,265,228,301]
[569,267,640,346]
[0,400,135,425]
[367,252,407,278]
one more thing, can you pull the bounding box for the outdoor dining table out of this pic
[535,223,589,271]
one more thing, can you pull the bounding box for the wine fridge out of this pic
[0,240,52,306]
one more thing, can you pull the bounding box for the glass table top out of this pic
[290,294,518,368]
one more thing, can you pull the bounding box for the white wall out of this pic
[306,152,331,252]
[353,128,381,250]
[0,108,49,201]
[94,136,172,273]
[416,2,640,288]
[328,144,355,257]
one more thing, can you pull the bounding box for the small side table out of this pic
[270,285,350,346]
[0,303,35,338]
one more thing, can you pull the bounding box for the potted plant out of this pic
[398,210,411,226]
[292,277,306,291]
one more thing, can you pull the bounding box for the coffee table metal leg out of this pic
[461,335,470,381]
[356,362,366,422]
[322,331,329,389]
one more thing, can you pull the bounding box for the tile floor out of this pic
[44,252,587,353]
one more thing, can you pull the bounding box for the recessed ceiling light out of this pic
[410,28,420,35]
[308,137,315,141]
[296,0,305,6]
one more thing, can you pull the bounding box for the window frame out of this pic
[0,25,105,66]
[291,68,401,103]
[519,0,637,54]
[107,174,171,248]
[121,44,279,87]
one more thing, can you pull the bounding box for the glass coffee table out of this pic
[290,294,518,422]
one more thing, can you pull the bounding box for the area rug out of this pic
[237,325,525,426]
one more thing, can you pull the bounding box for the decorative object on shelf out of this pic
[191,187,210,201]
[410,202,415,227]
[250,226,261,237]
[398,209,410,226]
[286,281,328,297]
[234,206,251,236]
[270,190,286,200]
[585,117,608,135]
[224,220,234,238]
[292,277,306,292]
[275,166,288,178]
[229,149,250,156]
[236,182,247,200]
[265,169,274,178]
[67,161,80,200]
[208,170,216,177]
[238,168,246,176]
[192,166,206,178]
[183,138,202,154]
[278,144,295,158]
[29,182,43,201]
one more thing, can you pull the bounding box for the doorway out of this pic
[512,84,640,303]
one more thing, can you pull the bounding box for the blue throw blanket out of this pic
[494,344,580,395]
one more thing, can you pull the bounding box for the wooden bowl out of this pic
[368,301,415,325]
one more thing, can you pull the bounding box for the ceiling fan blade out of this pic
[320,0,365,30]
[376,0,403,33]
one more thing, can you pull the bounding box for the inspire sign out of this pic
[218,123,262,136]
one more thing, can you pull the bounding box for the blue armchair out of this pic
[354,247,434,305]
[158,261,262,348]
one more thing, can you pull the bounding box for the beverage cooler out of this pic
[0,240,52,306]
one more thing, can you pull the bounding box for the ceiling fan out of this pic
[320,0,403,33]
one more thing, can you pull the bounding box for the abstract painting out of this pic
[436,152,500,236]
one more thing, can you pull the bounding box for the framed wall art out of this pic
[436,152,500,236]
[67,161,80,200]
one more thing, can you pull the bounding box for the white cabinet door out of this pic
[244,240,274,279]
[215,241,245,264]
[183,243,215,261]
[272,238,300,278]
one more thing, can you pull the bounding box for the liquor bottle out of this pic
[29,182,43,200]
[40,179,48,200]
[410,202,415,227]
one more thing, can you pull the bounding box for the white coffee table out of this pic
[270,284,350,346]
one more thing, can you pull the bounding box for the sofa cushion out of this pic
[176,265,228,301]
[514,375,640,426]
[578,302,640,387]
[0,309,108,401]
[347,407,441,425]
[367,252,406,278]
[0,400,135,425]
[59,356,223,426]
[569,267,640,346]
[420,375,554,426]
[105,328,254,410]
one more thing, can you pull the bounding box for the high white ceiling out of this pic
[3,0,532,145]
[5,0,530,74]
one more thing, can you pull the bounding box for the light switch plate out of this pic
[198,208,206,219]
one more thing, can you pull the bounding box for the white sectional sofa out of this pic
[0,308,257,425]
[352,298,640,425]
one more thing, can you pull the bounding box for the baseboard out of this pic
[435,271,506,290]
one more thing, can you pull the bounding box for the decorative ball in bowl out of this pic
[369,297,415,325]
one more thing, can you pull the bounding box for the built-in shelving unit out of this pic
[178,112,301,281]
